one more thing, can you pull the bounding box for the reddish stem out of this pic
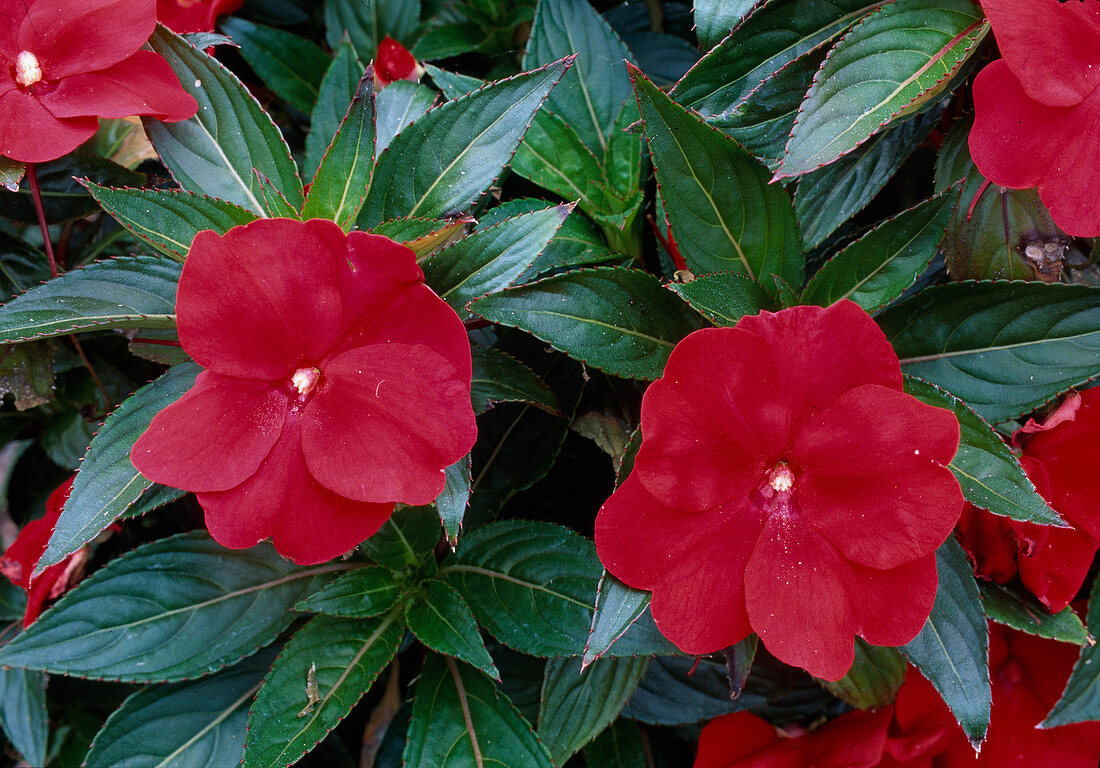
[647,214,688,272]
[25,163,58,278]
[463,318,490,332]
[966,178,993,221]
[131,337,184,348]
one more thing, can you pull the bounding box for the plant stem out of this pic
[24,163,58,277]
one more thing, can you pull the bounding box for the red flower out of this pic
[157,0,243,33]
[956,389,1100,612]
[0,477,87,627]
[131,218,477,565]
[0,0,198,163]
[968,0,1100,236]
[374,36,421,88]
[595,301,963,681]
[694,708,892,768]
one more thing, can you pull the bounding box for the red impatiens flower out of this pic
[131,218,477,565]
[956,388,1100,612]
[0,477,87,627]
[968,0,1100,236]
[374,36,422,89]
[0,0,198,164]
[157,0,243,33]
[595,301,963,681]
[694,708,892,768]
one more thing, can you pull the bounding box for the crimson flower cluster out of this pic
[0,0,197,164]
[157,0,243,33]
[968,0,1100,236]
[132,218,478,565]
[595,301,963,681]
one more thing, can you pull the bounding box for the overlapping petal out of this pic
[42,51,198,121]
[157,0,243,33]
[0,88,98,163]
[19,0,155,80]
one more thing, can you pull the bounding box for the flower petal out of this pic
[793,384,962,569]
[198,410,394,565]
[21,0,155,80]
[158,0,243,33]
[595,475,760,655]
[176,219,349,379]
[693,712,790,768]
[846,554,937,648]
[1013,520,1098,613]
[301,344,477,505]
[41,51,197,121]
[979,0,1100,107]
[804,708,891,768]
[634,326,788,511]
[0,87,98,163]
[132,371,288,492]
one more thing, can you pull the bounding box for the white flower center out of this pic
[767,464,795,493]
[15,51,42,87]
[291,367,321,398]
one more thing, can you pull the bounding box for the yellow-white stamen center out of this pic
[15,51,42,87]
[767,464,795,493]
[292,367,321,398]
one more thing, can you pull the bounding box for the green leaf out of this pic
[324,0,420,62]
[694,0,760,51]
[621,656,752,725]
[584,719,647,768]
[83,183,258,259]
[406,580,498,679]
[0,578,27,622]
[37,363,199,571]
[0,256,180,344]
[469,267,702,380]
[0,532,341,682]
[436,455,470,547]
[471,345,558,415]
[632,67,803,284]
[523,0,635,158]
[302,71,376,229]
[819,640,906,710]
[1043,572,1100,727]
[802,192,955,313]
[243,612,404,768]
[794,104,943,248]
[359,59,570,226]
[511,109,610,213]
[0,155,143,224]
[375,80,437,157]
[305,40,363,179]
[294,566,402,618]
[538,656,649,765]
[423,204,571,314]
[404,654,552,768]
[477,198,616,278]
[904,376,1064,526]
[0,669,46,767]
[878,282,1100,423]
[222,18,329,114]
[371,216,471,259]
[899,538,990,746]
[669,271,773,327]
[978,581,1090,646]
[83,651,272,768]
[255,171,301,219]
[362,504,441,571]
[583,572,677,666]
[145,26,304,214]
[778,0,987,176]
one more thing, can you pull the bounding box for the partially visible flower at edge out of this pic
[0,476,87,628]
[374,36,423,89]
[595,300,964,681]
[0,0,198,164]
[131,218,478,565]
[968,0,1100,236]
[157,0,243,33]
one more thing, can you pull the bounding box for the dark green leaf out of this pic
[371,216,471,259]
[324,0,420,61]
[670,271,773,327]
[583,572,677,666]
[469,267,702,380]
[0,232,50,297]
[0,532,341,682]
[900,538,990,746]
[404,654,552,768]
[305,40,363,179]
[362,504,441,571]
[621,657,743,726]
[406,580,498,679]
[879,282,1100,423]
[819,640,906,710]
[375,80,437,157]
[523,0,635,158]
[423,204,571,314]
[0,155,142,224]
[0,341,53,410]
[633,68,803,284]
[83,651,272,768]
[802,192,955,313]
[0,668,46,767]
[145,26,304,214]
[294,566,402,618]
[302,71,376,229]
[243,612,404,768]
[1043,572,1100,726]
[477,199,616,278]
[0,579,26,622]
[222,18,329,114]
[255,171,301,219]
[904,376,1063,526]
[0,256,179,344]
[778,0,986,176]
[978,581,1090,646]
[694,0,760,50]
[83,183,258,259]
[38,363,200,571]
[511,109,610,213]
[538,656,649,765]
[436,455,470,548]
[471,345,558,415]
[359,60,570,226]
[584,719,647,768]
